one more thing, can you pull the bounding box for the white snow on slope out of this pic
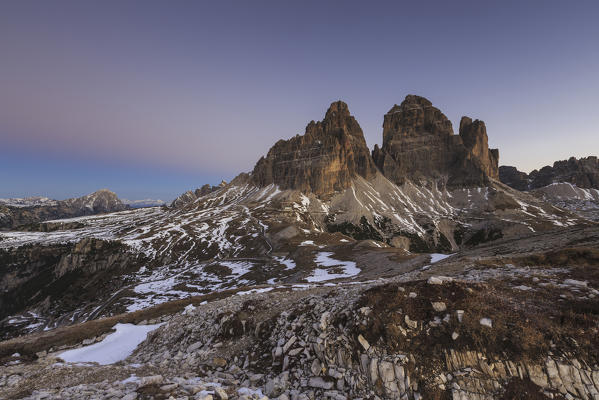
[274,256,296,270]
[306,252,360,282]
[0,196,58,207]
[430,253,452,263]
[59,323,162,365]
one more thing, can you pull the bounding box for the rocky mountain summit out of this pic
[500,157,599,221]
[251,101,377,196]
[500,156,599,191]
[0,189,128,230]
[372,95,499,188]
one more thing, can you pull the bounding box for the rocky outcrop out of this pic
[170,181,227,208]
[459,116,499,179]
[499,165,530,191]
[251,101,377,196]
[373,95,499,188]
[0,190,128,230]
[170,190,198,208]
[0,238,143,332]
[500,157,599,191]
[530,156,599,189]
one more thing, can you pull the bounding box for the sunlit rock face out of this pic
[372,95,499,188]
[251,101,377,196]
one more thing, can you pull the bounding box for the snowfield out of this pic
[306,252,360,282]
[59,323,162,365]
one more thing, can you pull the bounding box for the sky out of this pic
[1,1,598,201]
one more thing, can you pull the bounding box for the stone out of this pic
[187,341,203,353]
[308,377,334,390]
[357,334,370,351]
[212,357,227,368]
[369,358,379,384]
[213,387,228,400]
[427,276,453,285]
[161,383,178,391]
[140,375,164,387]
[479,318,493,328]
[359,307,372,316]
[405,315,418,329]
[311,359,322,376]
[378,360,396,383]
[431,302,447,312]
[320,311,331,331]
[288,348,303,356]
[283,336,297,353]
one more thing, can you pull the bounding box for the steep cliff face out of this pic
[251,101,377,196]
[372,95,499,188]
[0,238,143,334]
[459,116,499,179]
[499,165,530,191]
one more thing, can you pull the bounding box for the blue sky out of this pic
[1,1,598,200]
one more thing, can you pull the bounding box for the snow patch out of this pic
[59,323,162,365]
[306,252,360,282]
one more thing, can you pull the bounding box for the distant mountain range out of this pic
[121,198,166,208]
[499,156,599,191]
[0,190,169,230]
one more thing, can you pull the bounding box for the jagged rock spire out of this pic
[373,94,499,187]
[251,101,376,196]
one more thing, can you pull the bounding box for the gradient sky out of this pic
[1,1,598,201]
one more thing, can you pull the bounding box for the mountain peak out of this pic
[324,100,350,119]
[251,101,376,195]
[383,95,453,141]
[401,94,433,107]
[374,96,498,187]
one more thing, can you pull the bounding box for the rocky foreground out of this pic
[1,226,598,400]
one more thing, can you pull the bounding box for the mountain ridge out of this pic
[500,156,599,191]
[0,189,128,230]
